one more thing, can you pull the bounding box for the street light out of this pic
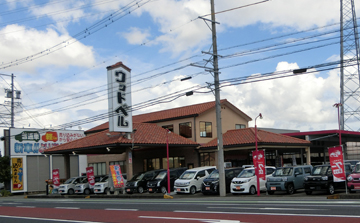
[255,113,262,196]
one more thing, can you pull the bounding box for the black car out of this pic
[125,169,164,194]
[303,163,352,195]
[147,167,187,194]
[201,167,243,195]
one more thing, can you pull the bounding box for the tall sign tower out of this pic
[340,0,360,131]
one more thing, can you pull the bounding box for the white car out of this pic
[231,166,275,195]
[58,176,86,195]
[174,166,216,194]
[94,174,127,194]
[75,175,106,195]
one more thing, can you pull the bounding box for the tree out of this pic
[0,156,12,189]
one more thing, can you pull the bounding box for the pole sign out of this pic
[107,63,133,132]
[52,168,60,187]
[86,167,96,189]
[252,150,266,180]
[328,146,346,182]
[109,165,125,188]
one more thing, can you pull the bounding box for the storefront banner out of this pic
[10,128,85,155]
[86,167,96,189]
[52,169,60,187]
[11,156,27,193]
[328,146,346,182]
[109,165,125,188]
[252,150,266,180]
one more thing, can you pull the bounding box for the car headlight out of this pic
[134,182,138,187]
[321,176,328,180]
[281,177,288,181]
[347,176,353,181]
[185,182,190,186]
[212,180,219,185]
[157,181,161,187]
[304,177,308,181]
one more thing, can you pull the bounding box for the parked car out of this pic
[174,166,216,194]
[75,175,106,195]
[231,166,275,195]
[93,174,127,194]
[202,167,243,195]
[266,165,313,195]
[304,163,351,195]
[58,176,86,195]
[304,163,352,195]
[345,160,360,170]
[125,169,164,194]
[347,162,360,193]
[147,167,187,194]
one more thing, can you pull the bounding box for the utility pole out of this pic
[210,0,226,197]
[11,73,14,128]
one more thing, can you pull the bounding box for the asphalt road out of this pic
[0,191,359,223]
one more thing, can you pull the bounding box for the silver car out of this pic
[58,176,86,195]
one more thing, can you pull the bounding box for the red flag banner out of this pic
[328,146,346,182]
[252,150,266,180]
[86,166,96,189]
[52,169,60,187]
[109,165,125,188]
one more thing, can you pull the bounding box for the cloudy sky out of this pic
[0,0,358,154]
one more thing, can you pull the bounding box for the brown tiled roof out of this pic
[86,99,251,134]
[201,128,311,148]
[44,123,198,154]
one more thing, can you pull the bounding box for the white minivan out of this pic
[174,166,216,194]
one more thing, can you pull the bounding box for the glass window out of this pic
[88,162,106,175]
[162,124,174,132]
[235,124,246,129]
[179,122,192,138]
[200,122,212,138]
[304,167,311,174]
[196,170,206,178]
[200,152,215,166]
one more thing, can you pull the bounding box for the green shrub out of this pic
[0,189,12,197]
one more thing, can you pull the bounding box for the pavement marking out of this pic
[105,208,138,211]
[174,210,360,218]
[54,207,80,209]
[207,207,328,211]
[139,216,240,222]
[0,215,105,222]
[16,206,35,208]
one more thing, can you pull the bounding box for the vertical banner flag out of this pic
[109,165,125,188]
[86,167,96,189]
[52,169,60,187]
[328,146,346,182]
[252,150,266,180]
[11,157,24,191]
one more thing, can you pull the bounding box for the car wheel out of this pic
[249,186,256,195]
[286,184,294,195]
[305,191,312,195]
[267,190,274,195]
[160,186,167,194]
[105,188,110,194]
[328,184,335,195]
[138,186,144,194]
[84,188,91,195]
[68,189,74,195]
[190,186,196,195]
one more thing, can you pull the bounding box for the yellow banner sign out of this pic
[12,157,24,191]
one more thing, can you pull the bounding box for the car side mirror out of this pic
[196,176,200,180]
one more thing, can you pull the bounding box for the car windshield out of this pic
[274,168,293,176]
[155,171,167,180]
[237,169,255,178]
[81,178,88,183]
[64,177,76,184]
[354,164,360,173]
[99,176,109,182]
[207,170,219,179]
[130,173,144,181]
[312,166,330,175]
[179,171,196,179]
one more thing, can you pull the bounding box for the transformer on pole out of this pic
[340,0,360,131]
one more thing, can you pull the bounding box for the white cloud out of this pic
[0,24,96,73]
[121,27,151,45]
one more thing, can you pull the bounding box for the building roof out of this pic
[201,128,311,149]
[44,123,199,155]
[86,99,252,134]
